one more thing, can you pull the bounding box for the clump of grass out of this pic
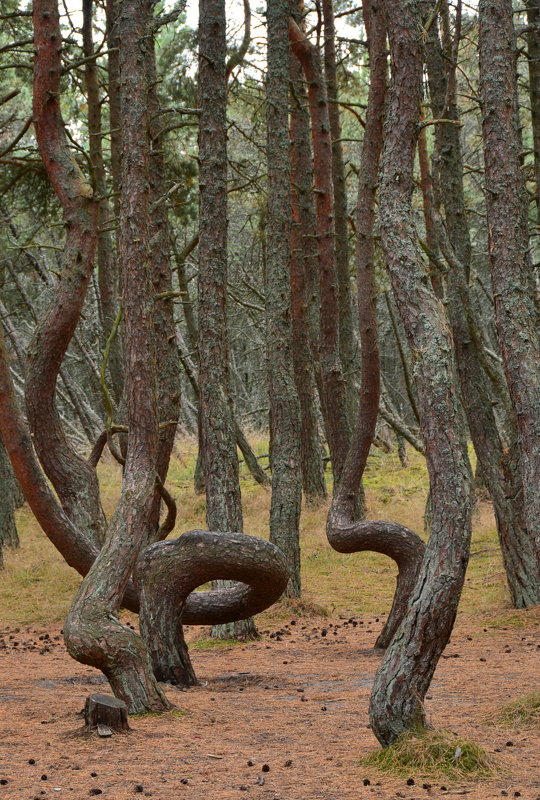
[268,596,329,619]
[491,692,540,728]
[360,729,495,780]
[191,637,247,651]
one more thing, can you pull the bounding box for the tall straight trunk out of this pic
[106,0,122,226]
[322,0,358,419]
[525,0,540,225]
[82,0,123,405]
[198,0,256,637]
[289,57,328,505]
[424,11,540,606]
[289,19,357,502]
[479,0,540,574]
[369,0,473,747]
[63,0,170,713]
[265,0,302,597]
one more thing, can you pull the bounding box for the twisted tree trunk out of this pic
[327,0,425,650]
[63,0,170,713]
[369,0,473,747]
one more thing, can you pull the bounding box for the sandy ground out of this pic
[0,612,539,800]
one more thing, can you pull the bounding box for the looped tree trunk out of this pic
[135,530,289,686]
[326,508,425,649]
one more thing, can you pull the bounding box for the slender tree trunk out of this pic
[369,0,473,746]
[83,0,123,405]
[322,0,358,420]
[289,19,356,502]
[264,0,302,597]
[289,56,328,505]
[63,0,170,713]
[479,0,540,574]
[424,11,540,606]
[198,0,256,638]
[525,0,540,225]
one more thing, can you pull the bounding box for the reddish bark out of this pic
[289,56,327,505]
[327,0,424,650]
[322,0,358,417]
[29,0,105,550]
[289,19,352,491]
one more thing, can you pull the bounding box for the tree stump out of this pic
[84,694,129,733]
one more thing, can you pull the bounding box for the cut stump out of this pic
[84,693,129,733]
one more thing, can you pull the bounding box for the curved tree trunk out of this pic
[145,41,181,543]
[368,0,473,747]
[29,0,105,552]
[479,0,540,576]
[63,0,170,713]
[136,531,289,686]
[327,0,424,650]
[265,0,302,597]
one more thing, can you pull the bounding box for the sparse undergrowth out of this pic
[359,729,496,780]
[490,692,540,729]
[0,440,511,626]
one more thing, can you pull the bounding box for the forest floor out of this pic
[1,442,539,800]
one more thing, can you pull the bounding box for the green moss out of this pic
[360,730,495,780]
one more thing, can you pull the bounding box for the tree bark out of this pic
[83,0,123,406]
[525,0,540,224]
[145,40,182,543]
[136,530,289,686]
[479,0,540,575]
[423,8,540,606]
[30,0,106,551]
[327,0,425,650]
[264,0,302,597]
[198,0,256,638]
[322,0,358,421]
[289,18,356,500]
[369,0,473,747]
[63,0,171,713]
[289,56,328,506]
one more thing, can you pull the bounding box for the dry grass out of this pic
[489,692,540,729]
[0,436,511,629]
[360,729,496,780]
